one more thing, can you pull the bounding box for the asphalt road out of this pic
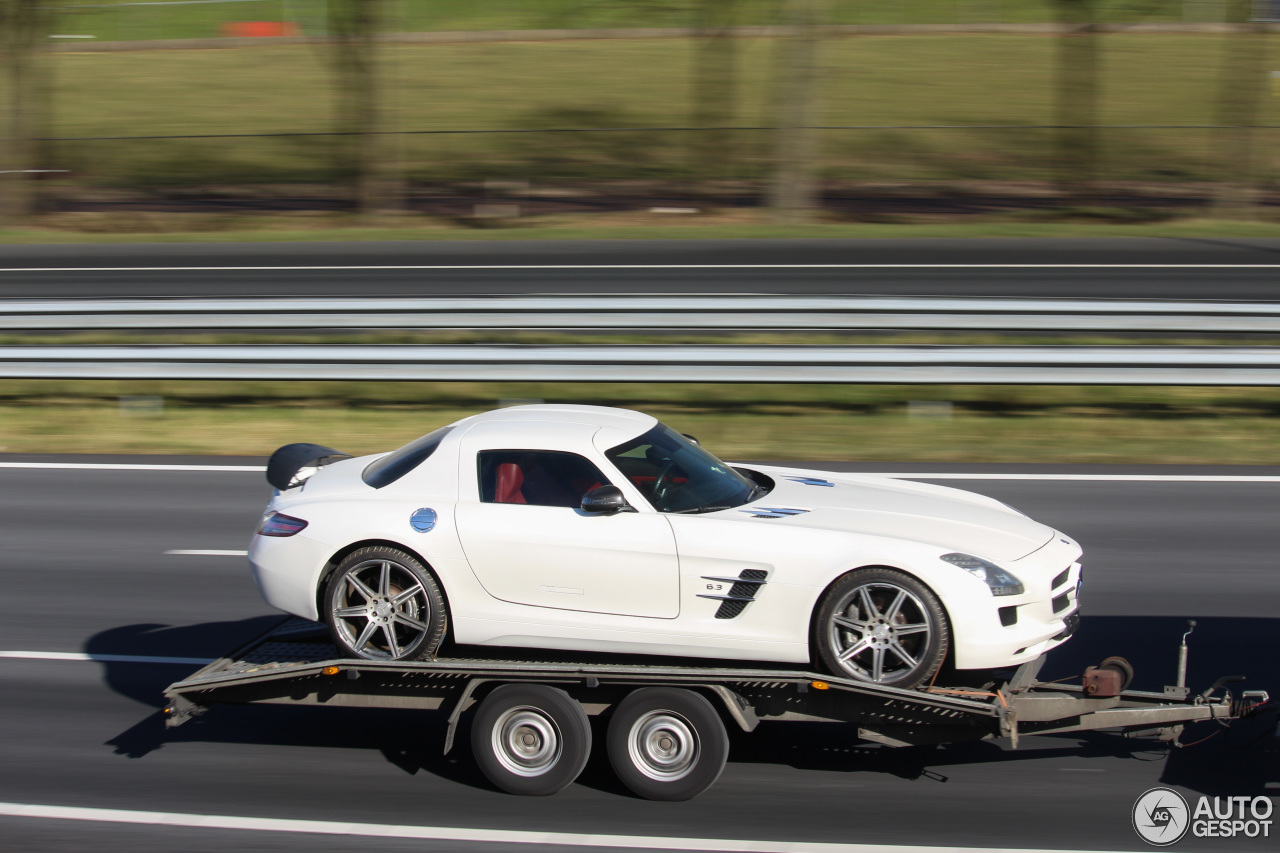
[0,459,1276,852]
[3,237,1280,299]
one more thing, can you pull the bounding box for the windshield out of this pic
[606,424,758,513]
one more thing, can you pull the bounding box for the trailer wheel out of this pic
[607,687,728,801]
[814,567,949,689]
[471,684,591,796]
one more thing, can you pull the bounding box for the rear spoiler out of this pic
[266,443,352,491]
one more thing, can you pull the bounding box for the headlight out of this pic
[941,553,1024,596]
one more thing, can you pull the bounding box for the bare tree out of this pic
[1213,0,1269,217]
[692,0,739,196]
[0,0,54,223]
[766,0,829,224]
[1053,0,1100,201]
[328,0,398,216]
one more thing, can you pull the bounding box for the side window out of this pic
[478,450,610,508]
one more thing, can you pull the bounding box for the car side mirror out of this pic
[581,485,637,514]
[681,433,700,445]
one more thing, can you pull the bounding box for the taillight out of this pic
[258,512,308,537]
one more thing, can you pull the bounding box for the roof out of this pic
[463,404,657,434]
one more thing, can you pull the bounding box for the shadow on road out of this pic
[87,613,1279,798]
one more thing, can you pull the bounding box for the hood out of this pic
[739,466,1054,562]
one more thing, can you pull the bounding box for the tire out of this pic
[814,567,949,689]
[323,546,446,662]
[606,687,728,802]
[470,684,592,796]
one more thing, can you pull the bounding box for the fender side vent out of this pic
[699,569,769,619]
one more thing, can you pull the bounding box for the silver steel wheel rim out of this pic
[492,707,562,777]
[828,581,932,684]
[332,559,431,660]
[627,711,698,782]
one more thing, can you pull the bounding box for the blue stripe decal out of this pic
[740,507,810,519]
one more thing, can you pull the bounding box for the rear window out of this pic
[362,426,453,489]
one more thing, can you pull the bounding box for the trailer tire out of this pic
[471,684,591,796]
[607,687,728,801]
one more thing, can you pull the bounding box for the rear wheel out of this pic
[814,567,949,689]
[324,546,446,661]
[606,687,728,801]
[471,684,592,796]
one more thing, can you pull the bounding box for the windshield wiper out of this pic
[672,504,736,514]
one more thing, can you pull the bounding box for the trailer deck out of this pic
[162,617,1272,799]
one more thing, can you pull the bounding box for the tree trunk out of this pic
[1,0,53,224]
[766,0,827,224]
[692,0,738,200]
[1053,0,1099,202]
[1213,1,1269,218]
[329,0,398,217]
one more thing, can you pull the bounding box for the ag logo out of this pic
[1133,787,1191,846]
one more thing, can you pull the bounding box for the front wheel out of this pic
[813,567,949,689]
[324,546,446,661]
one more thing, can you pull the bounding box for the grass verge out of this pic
[38,34,1279,189]
[3,383,1277,463]
[6,216,1280,244]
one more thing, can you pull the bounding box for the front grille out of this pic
[999,605,1019,627]
[1051,567,1070,590]
[1052,593,1070,613]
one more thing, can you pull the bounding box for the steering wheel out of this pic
[651,460,678,507]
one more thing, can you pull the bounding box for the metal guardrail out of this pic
[6,296,1280,333]
[4,345,1280,384]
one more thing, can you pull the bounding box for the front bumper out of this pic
[951,558,1083,671]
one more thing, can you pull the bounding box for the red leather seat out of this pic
[495,462,526,504]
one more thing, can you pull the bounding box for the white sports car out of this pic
[249,405,1082,688]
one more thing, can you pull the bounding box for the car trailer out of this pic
[163,618,1275,801]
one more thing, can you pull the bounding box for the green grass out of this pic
[40,33,1277,191]
[49,1,1204,44]
[8,216,1280,244]
[3,383,1278,463]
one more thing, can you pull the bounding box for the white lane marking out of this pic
[0,801,1103,852]
[2,461,1278,482]
[0,263,1279,272]
[165,549,248,557]
[0,462,265,472]
[0,651,214,665]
